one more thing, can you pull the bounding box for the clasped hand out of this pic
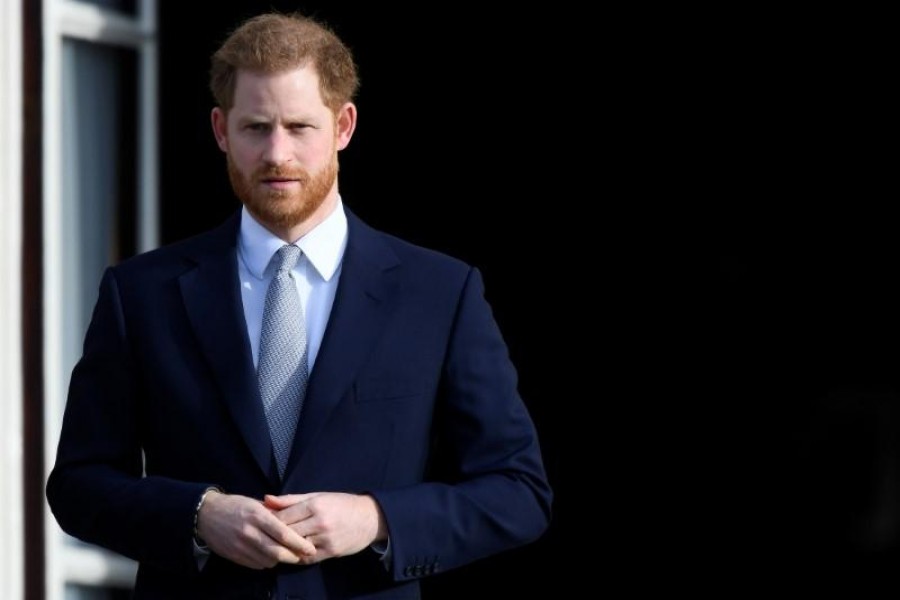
[197,491,386,570]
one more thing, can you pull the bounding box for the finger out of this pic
[237,523,309,567]
[263,493,321,509]
[258,534,304,565]
[241,541,284,569]
[263,493,306,508]
[225,530,283,570]
[287,518,321,540]
[293,534,330,566]
[300,532,328,553]
[258,513,317,557]
[267,498,317,526]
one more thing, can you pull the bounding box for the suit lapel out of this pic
[285,211,400,479]
[178,214,276,484]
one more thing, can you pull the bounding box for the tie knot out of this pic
[272,245,302,274]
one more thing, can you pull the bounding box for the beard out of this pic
[228,152,338,233]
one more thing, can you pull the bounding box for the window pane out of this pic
[59,39,140,589]
[76,0,138,17]
[65,584,132,600]
[60,38,138,391]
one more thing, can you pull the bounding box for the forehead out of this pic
[231,65,326,113]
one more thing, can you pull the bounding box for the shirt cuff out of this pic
[371,537,392,571]
[193,537,211,570]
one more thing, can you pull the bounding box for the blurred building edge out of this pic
[1,1,154,599]
[0,0,25,599]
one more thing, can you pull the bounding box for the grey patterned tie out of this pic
[257,244,308,477]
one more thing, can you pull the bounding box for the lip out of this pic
[261,179,300,189]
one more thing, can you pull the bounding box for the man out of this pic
[47,11,551,599]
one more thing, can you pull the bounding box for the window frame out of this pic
[42,0,158,596]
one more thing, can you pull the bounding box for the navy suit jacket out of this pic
[47,208,552,599]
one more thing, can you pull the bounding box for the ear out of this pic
[211,107,229,152]
[335,102,357,151]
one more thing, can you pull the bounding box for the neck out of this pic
[255,191,339,244]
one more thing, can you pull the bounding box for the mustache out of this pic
[253,166,310,183]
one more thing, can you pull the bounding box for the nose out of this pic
[261,126,293,166]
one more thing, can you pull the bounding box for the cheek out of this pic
[229,145,258,172]
[302,139,337,165]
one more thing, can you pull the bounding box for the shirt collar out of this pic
[239,198,348,282]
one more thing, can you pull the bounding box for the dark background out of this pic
[650,11,897,594]
[157,2,589,595]
[157,2,895,596]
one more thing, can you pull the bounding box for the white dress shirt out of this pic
[237,200,347,370]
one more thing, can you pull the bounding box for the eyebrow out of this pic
[235,114,318,125]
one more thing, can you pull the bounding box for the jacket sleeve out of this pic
[46,268,214,573]
[370,266,553,580]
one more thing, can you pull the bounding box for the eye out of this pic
[246,123,270,133]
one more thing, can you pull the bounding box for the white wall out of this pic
[0,0,25,597]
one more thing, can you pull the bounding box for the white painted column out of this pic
[0,0,25,597]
